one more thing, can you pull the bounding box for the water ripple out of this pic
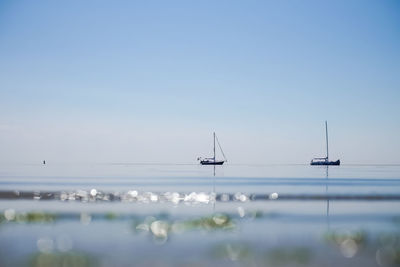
[0,190,400,203]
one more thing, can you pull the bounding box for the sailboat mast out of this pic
[325,121,329,161]
[213,132,216,160]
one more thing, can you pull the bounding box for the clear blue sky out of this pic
[0,0,399,164]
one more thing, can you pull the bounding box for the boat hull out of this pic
[200,160,225,165]
[310,160,340,166]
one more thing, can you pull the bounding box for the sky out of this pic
[0,0,399,164]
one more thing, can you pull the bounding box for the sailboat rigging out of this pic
[310,121,340,166]
[198,132,227,165]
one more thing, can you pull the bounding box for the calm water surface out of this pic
[0,163,399,266]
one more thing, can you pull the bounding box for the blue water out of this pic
[0,164,399,266]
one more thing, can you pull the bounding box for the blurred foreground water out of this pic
[0,163,400,266]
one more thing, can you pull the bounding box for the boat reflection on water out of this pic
[325,166,330,230]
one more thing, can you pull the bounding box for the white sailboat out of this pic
[310,121,340,165]
[198,132,227,165]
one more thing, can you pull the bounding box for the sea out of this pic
[0,163,399,267]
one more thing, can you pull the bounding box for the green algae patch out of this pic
[29,251,97,267]
[266,247,312,265]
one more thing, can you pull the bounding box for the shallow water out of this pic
[0,164,399,266]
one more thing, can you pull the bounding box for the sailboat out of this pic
[198,132,227,165]
[310,121,340,166]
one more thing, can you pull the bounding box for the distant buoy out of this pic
[43,160,46,165]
